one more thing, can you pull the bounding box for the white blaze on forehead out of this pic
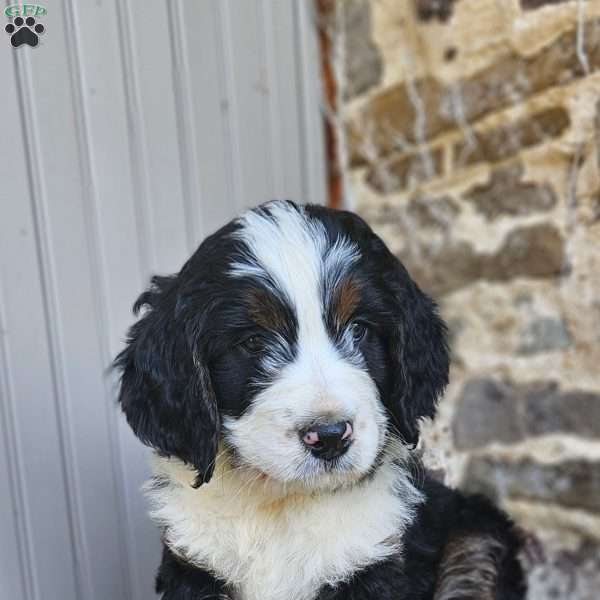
[231,202,359,347]
[226,202,386,486]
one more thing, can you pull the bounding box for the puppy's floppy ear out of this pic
[387,259,449,446]
[114,275,219,487]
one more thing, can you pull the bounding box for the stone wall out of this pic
[326,1,600,597]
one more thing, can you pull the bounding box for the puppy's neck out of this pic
[146,449,422,600]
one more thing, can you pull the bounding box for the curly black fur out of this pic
[114,201,525,600]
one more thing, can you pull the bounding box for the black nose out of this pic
[300,420,353,460]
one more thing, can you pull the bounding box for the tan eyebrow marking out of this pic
[246,288,288,332]
[332,277,361,329]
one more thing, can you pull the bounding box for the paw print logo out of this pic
[5,16,45,47]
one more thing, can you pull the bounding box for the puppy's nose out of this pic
[300,421,353,460]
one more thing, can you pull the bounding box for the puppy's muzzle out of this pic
[300,420,353,460]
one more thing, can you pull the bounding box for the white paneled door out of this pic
[0,1,325,599]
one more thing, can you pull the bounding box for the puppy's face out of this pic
[116,201,448,490]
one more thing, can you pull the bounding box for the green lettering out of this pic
[4,4,46,18]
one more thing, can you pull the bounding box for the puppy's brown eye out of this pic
[240,335,266,355]
[349,321,368,344]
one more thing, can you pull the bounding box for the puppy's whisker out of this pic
[226,471,263,507]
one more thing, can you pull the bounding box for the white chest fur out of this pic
[146,455,422,600]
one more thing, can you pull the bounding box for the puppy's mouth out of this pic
[302,448,371,484]
[224,440,365,490]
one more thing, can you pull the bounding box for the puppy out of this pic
[115,200,525,600]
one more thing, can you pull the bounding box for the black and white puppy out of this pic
[115,200,526,600]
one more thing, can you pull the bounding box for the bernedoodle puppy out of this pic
[115,200,526,600]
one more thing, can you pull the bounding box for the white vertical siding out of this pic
[0,1,325,599]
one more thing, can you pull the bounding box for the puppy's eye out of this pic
[239,335,266,355]
[349,321,368,344]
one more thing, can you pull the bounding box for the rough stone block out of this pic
[453,378,600,450]
[525,389,600,439]
[365,147,444,193]
[453,107,570,168]
[463,162,557,220]
[453,379,525,450]
[518,317,573,355]
[341,0,383,99]
[463,457,600,514]
[492,223,566,281]
[406,194,459,229]
[402,222,566,296]
[526,538,600,600]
